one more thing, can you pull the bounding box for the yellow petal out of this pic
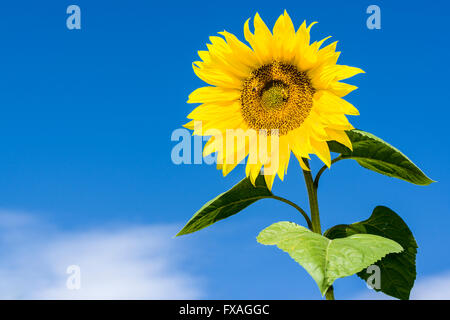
[275,137,290,181]
[333,65,365,81]
[244,13,273,64]
[313,90,360,115]
[311,140,331,167]
[328,82,358,97]
[193,63,241,89]
[297,155,310,171]
[218,30,259,68]
[273,11,296,62]
[188,86,241,104]
[183,120,195,130]
[246,162,263,185]
[263,172,276,190]
[312,65,364,89]
[325,128,353,151]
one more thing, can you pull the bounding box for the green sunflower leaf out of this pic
[257,221,402,296]
[327,129,434,185]
[324,206,417,300]
[176,175,272,236]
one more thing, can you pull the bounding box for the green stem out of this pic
[270,195,312,230]
[325,286,335,300]
[302,162,321,234]
[302,159,335,300]
[313,156,343,189]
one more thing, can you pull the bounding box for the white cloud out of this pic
[0,211,203,299]
[410,271,450,299]
[354,271,450,300]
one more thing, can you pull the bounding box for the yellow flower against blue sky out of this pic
[185,12,363,189]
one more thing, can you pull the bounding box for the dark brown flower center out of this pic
[240,61,315,135]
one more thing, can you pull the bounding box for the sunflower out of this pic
[184,11,364,190]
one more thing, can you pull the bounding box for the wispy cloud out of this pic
[0,210,203,299]
[410,271,450,299]
[354,271,450,300]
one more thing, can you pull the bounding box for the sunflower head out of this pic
[185,11,364,189]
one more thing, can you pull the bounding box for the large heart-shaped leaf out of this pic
[257,221,403,295]
[327,129,434,185]
[176,175,272,236]
[324,206,417,300]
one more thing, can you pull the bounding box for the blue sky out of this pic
[0,1,449,299]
